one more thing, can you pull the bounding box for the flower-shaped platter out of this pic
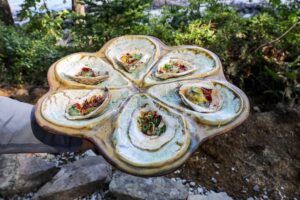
[35,35,249,176]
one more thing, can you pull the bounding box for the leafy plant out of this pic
[0,0,299,106]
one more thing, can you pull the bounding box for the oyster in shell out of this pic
[116,49,150,73]
[55,53,131,89]
[147,80,243,125]
[178,82,223,113]
[155,58,197,79]
[41,88,133,129]
[65,89,110,120]
[144,46,220,86]
[112,94,190,167]
[65,66,109,85]
[105,35,160,85]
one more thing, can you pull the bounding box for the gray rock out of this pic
[253,185,260,192]
[190,181,196,187]
[34,156,112,200]
[188,191,233,200]
[0,154,58,196]
[109,171,189,200]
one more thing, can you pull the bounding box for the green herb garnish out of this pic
[68,105,81,116]
[132,53,142,60]
[138,111,166,136]
[163,64,173,71]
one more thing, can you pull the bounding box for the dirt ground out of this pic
[1,84,299,199]
[170,104,300,199]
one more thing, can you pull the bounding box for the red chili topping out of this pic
[75,103,81,109]
[178,64,187,72]
[201,88,212,102]
[82,67,91,72]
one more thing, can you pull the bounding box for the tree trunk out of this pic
[0,0,14,25]
[72,0,85,16]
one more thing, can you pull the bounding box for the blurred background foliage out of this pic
[0,0,299,108]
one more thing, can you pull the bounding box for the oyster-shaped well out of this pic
[147,80,244,125]
[55,54,131,89]
[144,46,220,86]
[112,94,190,167]
[105,35,160,85]
[65,89,110,120]
[155,59,197,79]
[41,88,133,129]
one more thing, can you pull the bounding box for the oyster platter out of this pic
[35,35,249,176]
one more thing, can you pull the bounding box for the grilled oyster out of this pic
[116,49,150,73]
[178,82,223,113]
[155,58,197,79]
[55,54,131,89]
[144,46,220,86]
[65,88,110,120]
[65,66,109,85]
[105,35,160,85]
[41,88,133,129]
[112,94,190,167]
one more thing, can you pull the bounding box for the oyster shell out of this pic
[116,49,151,73]
[105,35,160,85]
[155,58,197,79]
[65,88,111,120]
[147,80,243,125]
[55,53,131,89]
[144,46,220,86]
[41,88,133,128]
[129,104,176,151]
[178,82,223,113]
[112,94,190,167]
[65,67,109,85]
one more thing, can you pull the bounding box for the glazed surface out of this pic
[35,35,250,176]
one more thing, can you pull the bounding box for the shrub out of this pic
[0,0,299,106]
[0,22,68,84]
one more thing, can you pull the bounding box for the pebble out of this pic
[211,177,217,184]
[197,187,204,194]
[190,182,196,187]
[253,185,260,192]
[213,163,220,169]
[253,106,261,112]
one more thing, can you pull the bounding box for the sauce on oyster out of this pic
[155,59,196,79]
[117,50,149,73]
[65,89,110,120]
[66,66,109,85]
[68,95,105,116]
[179,83,222,113]
[76,67,97,77]
[137,110,166,136]
[185,86,212,106]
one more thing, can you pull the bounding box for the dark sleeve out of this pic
[0,97,82,153]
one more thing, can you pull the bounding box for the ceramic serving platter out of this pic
[35,35,250,176]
